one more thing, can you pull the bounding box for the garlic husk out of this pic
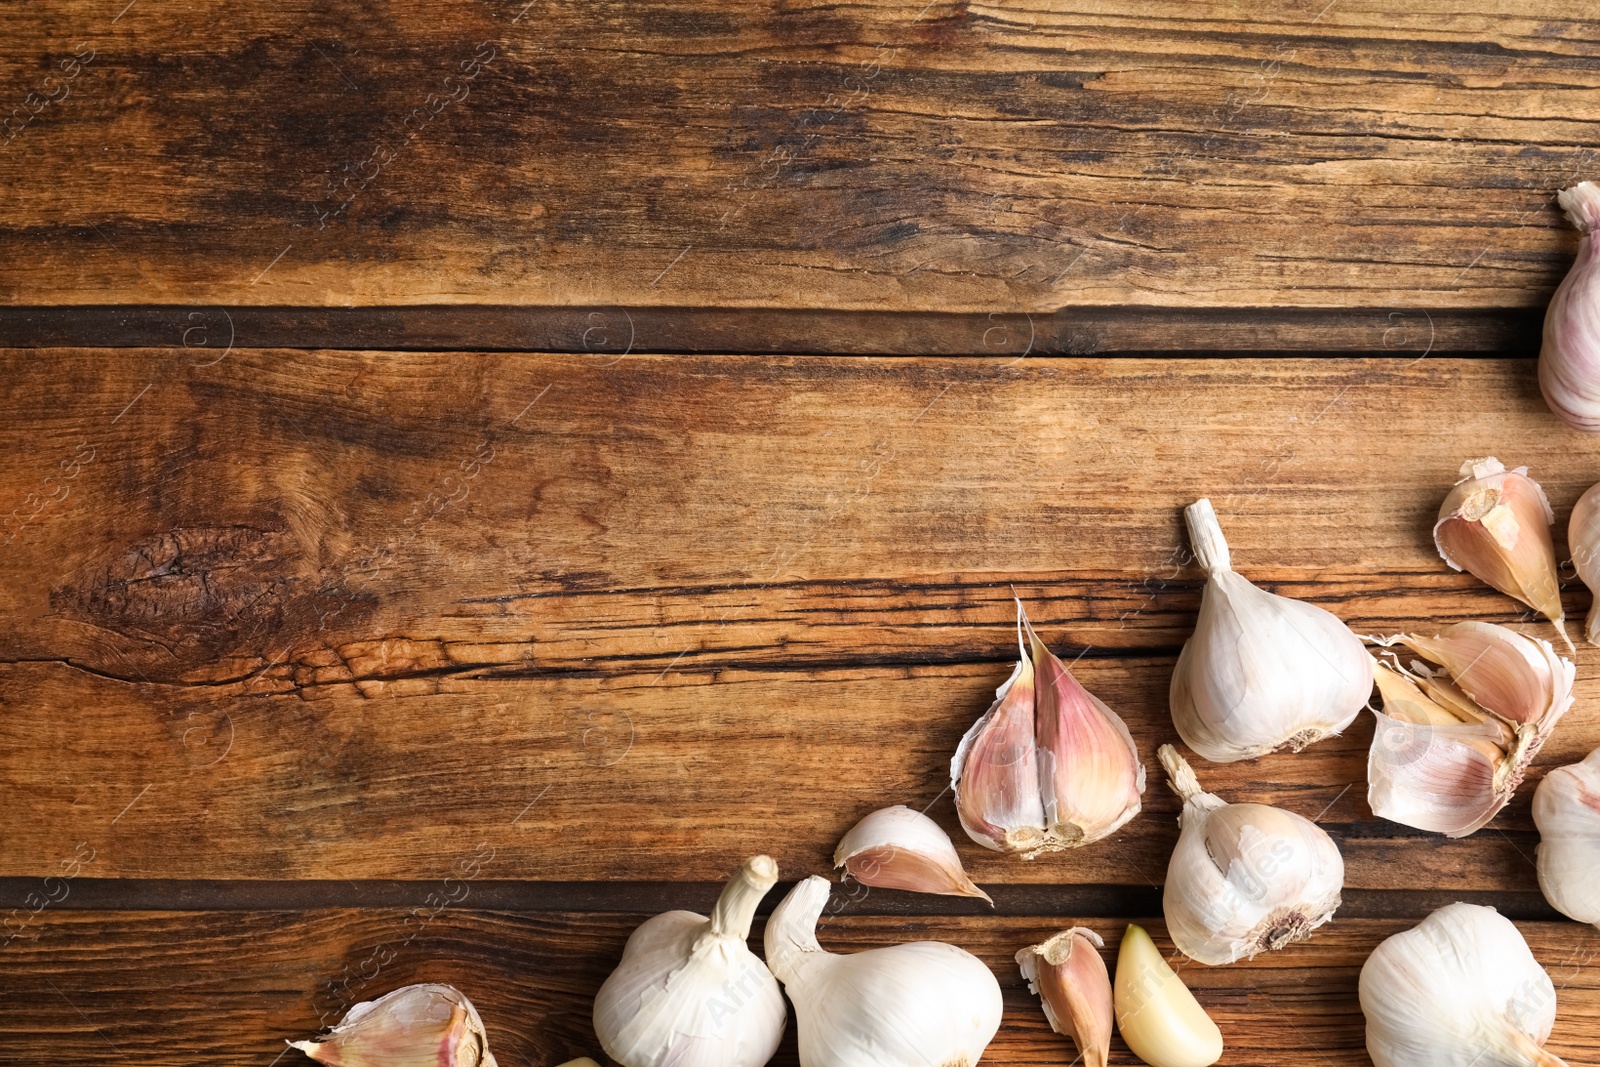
[1434,458,1571,651]
[289,984,498,1067]
[1112,923,1223,1067]
[1360,902,1570,1067]
[1539,181,1600,432]
[951,599,1144,857]
[1157,745,1343,965]
[1534,748,1600,926]
[1169,498,1373,762]
[833,804,992,903]
[593,855,786,1067]
[764,875,1003,1067]
[1568,480,1600,645]
[1367,623,1573,837]
[1016,928,1113,1067]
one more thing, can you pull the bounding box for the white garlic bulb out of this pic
[1567,480,1600,646]
[834,804,991,903]
[1539,181,1600,431]
[1360,903,1570,1067]
[764,875,1003,1067]
[1534,748,1600,926]
[290,984,498,1067]
[592,856,785,1067]
[1169,498,1372,762]
[1157,745,1343,965]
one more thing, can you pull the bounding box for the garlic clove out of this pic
[833,804,992,904]
[1534,748,1600,926]
[952,617,1046,854]
[1169,498,1373,763]
[1569,480,1600,645]
[1112,923,1223,1067]
[555,1061,602,1067]
[1016,928,1113,1067]
[289,984,498,1067]
[1434,458,1571,652]
[1539,181,1600,432]
[1390,621,1573,727]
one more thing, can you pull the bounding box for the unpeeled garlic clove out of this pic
[1434,458,1571,652]
[1016,928,1113,1067]
[1533,748,1600,926]
[1169,498,1373,762]
[833,804,992,904]
[951,599,1144,857]
[1567,480,1600,646]
[1539,181,1600,431]
[290,984,498,1067]
[1112,924,1223,1067]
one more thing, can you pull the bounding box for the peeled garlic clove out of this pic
[1169,498,1372,763]
[1434,458,1571,651]
[1389,621,1572,727]
[1539,181,1600,432]
[952,625,1046,853]
[765,875,1003,1067]
[833,804,992,903]
[1112,923,1223,1067]
[1360,903,1570,1067]
[1016,928,1113,1067]
[1568,480,1600,645]
[289,984,498,1067]
[555,1061,602,1067]
[1534,748,1600,926]
[593,856,786,1067]
[1157,745,1343,965]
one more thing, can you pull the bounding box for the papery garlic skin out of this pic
[1534,749,1600,926]
[593,856,785,1067]
[290,984,498,1067]
[1112,924,1223,1067]
[1016,928,1113,1067]
[765,875,1003,1067]
[1157,745,1343,965]
[1568,481,1600,646]
[951,600,1144,857]
[1539,182,1600,431]
[1169,498,1372,762]
[1360,903,1569,1067]
[833,804,992,903]
[1435,458,1571,651]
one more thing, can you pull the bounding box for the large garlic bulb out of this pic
[290,984,497,1067]
[1360,903,1570,1067]
[592,856,786,1067]
[1170,498,1373,762]
[1158,745,1343,965]
[1567,480,1600,646]
[1534,748,1600,926]
[1539,181,1600,431]
[764,875,1003,1067]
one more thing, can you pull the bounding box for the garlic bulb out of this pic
[1435,458,1571,651]
[1157,745,1343,965]
[951,599,1144,857]
[1534,748,1600,926]
[764,875,1003,1067]
[593,855,785,1067]
[834,804,991,903]
[1539,181,1600,431]
[1016,928,1113,1067]
[1360,903,1570,1067]
[1169,498,1372,762]
[1112,924,1223,1067]
[290,984,497,1067]
[1368,622,1573,837]
[1567,480,1600,646]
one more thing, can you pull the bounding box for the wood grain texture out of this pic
[1,350,1597,890]
[1,2,1597,310]
[3,908,1596,1066]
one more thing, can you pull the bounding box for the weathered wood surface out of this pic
[3,909,1596,1066]
[1,350,1597,892]
[1,2,1598,310]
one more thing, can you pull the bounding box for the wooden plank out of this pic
[3,909,1596,1066]
[2,351,1599,886]
[1,2,1597,310]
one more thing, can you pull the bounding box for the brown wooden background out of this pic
[3,2,1600,1064]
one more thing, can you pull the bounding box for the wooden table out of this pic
[3,2,1599,1063]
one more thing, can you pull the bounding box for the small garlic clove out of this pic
[951,615,1046,854]
[1534,748,1600,926]
[1017,928,1113,1067]
[1539,181,1600,432]
[1434,458,1571,652]
[833,804,992,904]
[1112,923,1223,1067]
[1569,481,1600,645]
[1391,622,1572,727]
[290,984,498,1067]
[555,1060,602,1067]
